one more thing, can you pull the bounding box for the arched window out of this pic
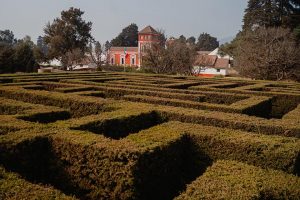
[111,57,114,65]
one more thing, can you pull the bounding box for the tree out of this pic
[235,27,300,81]
[34,36,49,63]
[104,41,111,52]
[63,48,85,70]
[187,36,196,45]
[243,0,300,30]
[88,41,103,70]
[0,43,15,73]
[0,30,38,73]
[13,36,37,73]
[43,7,93,69]
[0,30,16,45]
[36,36,48,55]
[178,35,186,43]
[219,31,243,58]
[110,23,138,47]
[196,33,219,51]
[142,40,196,75]
[156,28,167,47]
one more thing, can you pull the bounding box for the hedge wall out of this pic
[172,122,300,174]
[0,166,76,200]
[175,160,300,200]
[0,86,113,117]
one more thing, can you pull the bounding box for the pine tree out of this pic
[243,0,300,30]
[196,33,219,51]
[110,23,138,47]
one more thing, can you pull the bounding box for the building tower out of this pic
[138,26,160,67]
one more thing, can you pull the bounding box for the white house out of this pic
[193,48,232,77]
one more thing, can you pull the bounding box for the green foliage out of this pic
[243,0,300,30]
[196,32,219,51]
[219,31,243,58]
[175,122,300,174]
[0,34,37,74]
[186,36,196,45]
[0,72,300,199]
[0,30,16,45]
[175,160,300,200]
[110,23,139,47]
[74,111,165,139]
[0,166,76,200]
[43,7,93,68]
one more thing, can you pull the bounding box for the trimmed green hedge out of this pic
[172,122,300,174]
[0,166,76,200]
[124,94,274,118]
[60,79,249,104]
[0,86,113,117]
[18,110,71,123]
[175,160,300,200]
[73,111,165,139]
[0,123,197,199]
[156,105,300,137]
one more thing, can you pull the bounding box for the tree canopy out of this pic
[243,0,300,30]
[43,7,93,68]
[235,27,300,81]
[142,40,196,75]
[110,23,139,47]
[196,33,219,51]
[0,30,16,45]
[187,36,196,45]
[0,33,37,73]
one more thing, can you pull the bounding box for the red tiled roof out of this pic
[194,55,230,69]
[139,26,159,34]
[194,55,217,66]
[214,58,230,69]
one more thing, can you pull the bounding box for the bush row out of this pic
[155,105,300,137]
[54,86,95,93]
[0,121,195,200]
[123,94,273,119]
[0,86,112,117]
[72,111,165,139]
[172,122,300,174]
[62,79,250,105]
[175,160,300,200]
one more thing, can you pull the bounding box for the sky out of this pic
[0,0,248,44]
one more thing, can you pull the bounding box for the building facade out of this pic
[108,26,160,67]
[193,48,232,77]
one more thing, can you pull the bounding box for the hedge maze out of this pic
[0,72,300,200]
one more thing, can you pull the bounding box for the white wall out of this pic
[193,66,227,76]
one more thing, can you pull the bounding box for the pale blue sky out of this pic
[0,0,248,44]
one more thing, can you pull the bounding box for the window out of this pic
[111,58,114,65]
[121,57,124,65]
[216,69,221,72]
[132,57,135,65]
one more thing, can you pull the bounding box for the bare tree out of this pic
[88,41,103,70]
[62,48,85,70]
[142,39,196,75]
[235,27,300,81]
